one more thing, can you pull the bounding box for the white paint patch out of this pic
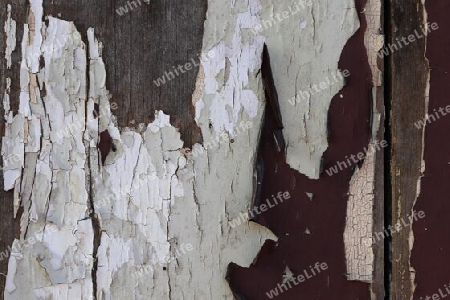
[85,29,185,299]
[343,0,382,285]
[344,148,375,282]
[4,4,16,69]
[4,5,93,298]
[194,0,264,136]
[5,1,277,299]
[26,0,44,73]
[364,0,384,87]
[260,0,360,179]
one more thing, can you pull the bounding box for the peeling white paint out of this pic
[5,1,278,299]
[344,148,375,282]
[259,0,360,179]
[4,2,94,298]
[343,0,383,285]
[194,0,264,136]
[26,0,44,73]
[364,0,384,87]
[4,4,16,69]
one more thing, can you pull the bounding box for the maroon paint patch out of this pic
[98,130,115,165]
[227,1,374,298]
[411,1,450,298]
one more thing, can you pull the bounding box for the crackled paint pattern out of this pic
[343,0,383,284]
[344,147,375,282]
[4,0,276,299]
[4,3,94,298]
[3,0,382,298]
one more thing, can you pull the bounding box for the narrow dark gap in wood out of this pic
[382,0,392,298]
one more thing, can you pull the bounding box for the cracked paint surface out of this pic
[4,2,94,298]
[344,147,375,282]
[4,0,276,299]
[343,0,383,284]
[3,0,381,298]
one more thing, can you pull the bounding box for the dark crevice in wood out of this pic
[87,163,101,300]
[382,0,392,298]
[261,44,285,152]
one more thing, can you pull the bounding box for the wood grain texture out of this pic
[389,0,428,298]
[45,0,206,147]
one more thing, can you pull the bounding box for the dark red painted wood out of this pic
[411,1,450,298]
[227,1,375,296]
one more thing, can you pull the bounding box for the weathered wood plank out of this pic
[389,0,429,297]
[46,0,206,147]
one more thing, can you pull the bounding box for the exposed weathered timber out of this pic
[41,0,207,147]
[411,0,450,298]
[389,0,429,298]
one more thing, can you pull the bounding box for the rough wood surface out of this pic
[389,0,429,298]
